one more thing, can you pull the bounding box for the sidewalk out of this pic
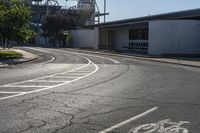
[0,49,38,68]
[63,48,200,68]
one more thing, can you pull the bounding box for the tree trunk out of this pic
[3,38,6,49]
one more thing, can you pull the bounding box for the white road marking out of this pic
[0,91,25,94]
[22,47,55,64]
[0,48,99,100]
[128,119,190,133]
[0,61,98,100]
[52,76,81,79]
[72,70,92,72]
[104,57,120,64]
[99,107,158,133]
[78,53,120,64]
[32,80,67,83]
[65,72,86,75]
[26,47,120,64]
[2,61,91,87]
[81,53,121,64]
[50,48,120,64]
[53,75,81,78]
[42,56,55,64]
[5,85,51,88]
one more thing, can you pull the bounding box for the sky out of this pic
[58,0,200,22]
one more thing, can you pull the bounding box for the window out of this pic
[129,29,148,40]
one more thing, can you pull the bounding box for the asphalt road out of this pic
[0,47,200,133]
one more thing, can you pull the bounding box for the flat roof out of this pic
[88,8,200,28]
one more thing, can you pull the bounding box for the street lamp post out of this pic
[63,31,69,47]
[178,40,181,64]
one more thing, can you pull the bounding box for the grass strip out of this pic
[0,51,22,60]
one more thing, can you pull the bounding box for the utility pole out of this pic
[104,0,106,23]
[36,0,40,45]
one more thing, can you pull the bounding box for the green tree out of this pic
[0,1,8,41]
[42,15,75,47]
[0,0,34,48]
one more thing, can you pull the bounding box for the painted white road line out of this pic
[0,51,99,100]
[128,119,190,133]
[72,71,93,73]
[0,91,25,94]
[21,47,55,65]
[42,56,55,64]
[54,75,81,77]
[77,53,121,64]
[99,107,158,133]
[50,48,120,64]
[82,53,120,64]
[64,73,86,75]
[5,85,52,88]
[104,57,120,64]
[72,51,120,64]
[0,61,98,100]
[52,76,81,79]
[2,60,91,87]
[32,80,67,83]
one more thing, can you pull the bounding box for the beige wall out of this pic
[149,20,200,55]
[71,28,99,49]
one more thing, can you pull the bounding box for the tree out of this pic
[42,14,75,47]
[0,0,34,47]
[0,1,8,41]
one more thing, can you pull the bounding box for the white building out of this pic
[72,9,200,56]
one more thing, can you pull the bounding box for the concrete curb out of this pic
[0,64,8,68]
[13,49,39,64]
[0,49,39,68]
[63,48,200,68]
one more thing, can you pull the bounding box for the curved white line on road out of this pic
[0,49,99,101]
[108,58,120,64]
[42,56,55,64]
[76,52,121,64]
[2,60,91,87]
[21,47,55,64]
[0,58,98,100]
[44,48,120,64]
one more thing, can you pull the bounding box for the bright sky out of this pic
[59,0,200,22]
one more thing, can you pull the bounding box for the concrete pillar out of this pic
[94,27,99,49]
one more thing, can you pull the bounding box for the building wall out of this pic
[72,29,98,49]
[93,27,99,49]
[99,30,109,49]
[112,29,129,51]
[149,20,200,55]
[99,24,148,52]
